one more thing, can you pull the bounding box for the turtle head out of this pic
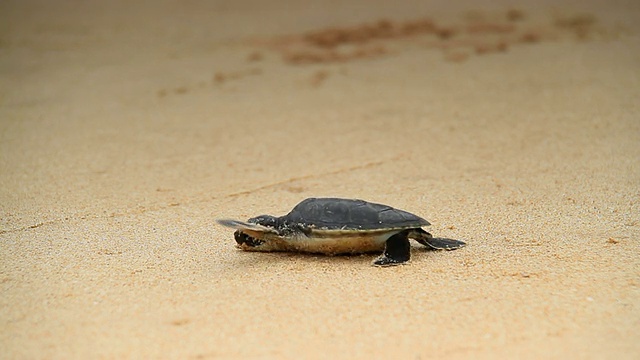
[234,230,266,247]
[232,215,282,250]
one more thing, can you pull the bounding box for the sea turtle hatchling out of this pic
[217,197,466,266]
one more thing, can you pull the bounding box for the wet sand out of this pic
[1,0,639,358]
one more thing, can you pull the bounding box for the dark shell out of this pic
[282,198,430,231]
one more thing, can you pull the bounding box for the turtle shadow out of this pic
[272,251,379,266]
[222,249,378,269]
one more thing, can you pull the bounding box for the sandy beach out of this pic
[1,0,639,358]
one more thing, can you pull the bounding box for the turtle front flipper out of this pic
[216,219,279,234]
[373,231,411,266]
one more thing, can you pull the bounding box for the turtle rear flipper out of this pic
[409,228,466,250]
[424,237,466,250]
[373,231,411,266]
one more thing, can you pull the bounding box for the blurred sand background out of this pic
[1,0,639,359]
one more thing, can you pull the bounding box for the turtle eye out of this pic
[248,215,277,228]
[234,231,264,247]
